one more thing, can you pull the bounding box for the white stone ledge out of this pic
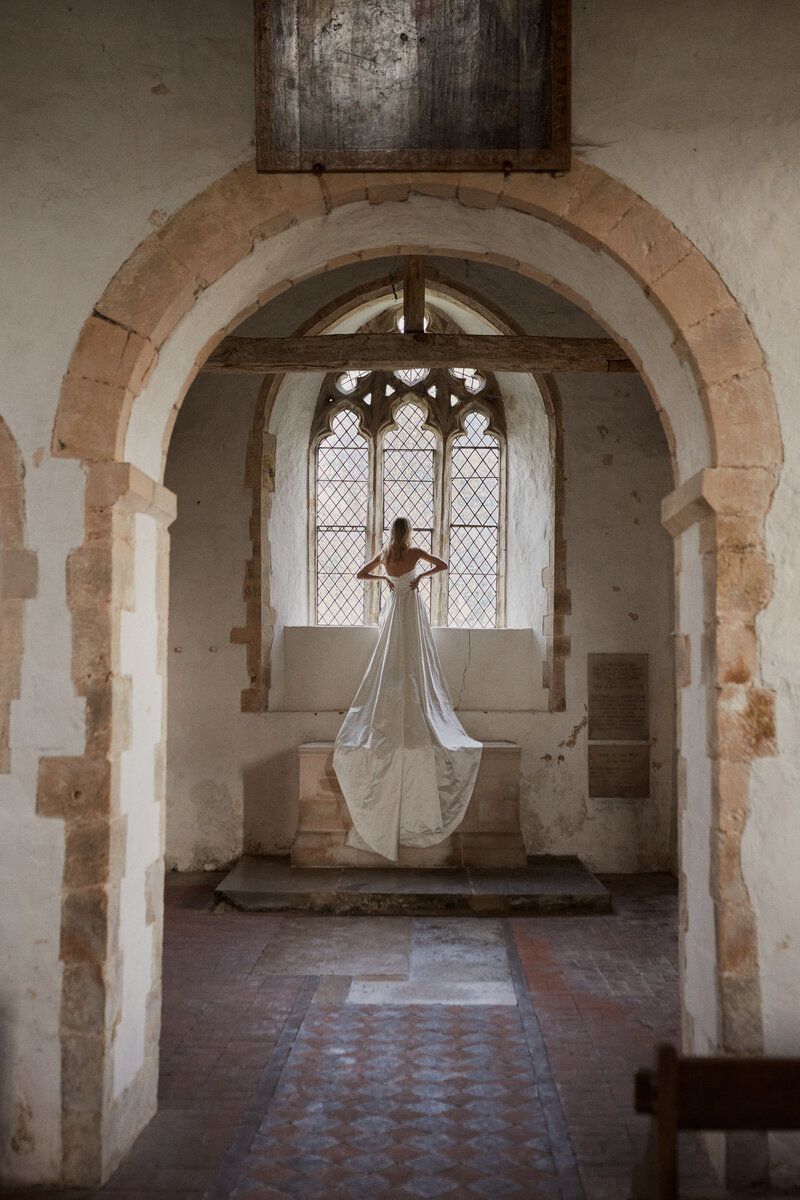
[275,626,546,712]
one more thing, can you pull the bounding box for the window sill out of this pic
[273,625,546,712]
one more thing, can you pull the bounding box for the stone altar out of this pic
[291,741,526,868]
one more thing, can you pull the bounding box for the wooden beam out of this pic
[403,256,426,333]
[201,334,636,374]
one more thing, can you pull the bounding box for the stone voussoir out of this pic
[648,247,736,332]
[677,304,765,389]
[702,368,783,470]
[94,238,200,348]
[71,314,158,396]
[54,375,132,462]
[561,163,635,245]
[604,197,693,286]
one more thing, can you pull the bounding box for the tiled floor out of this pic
[1,872,725,1200]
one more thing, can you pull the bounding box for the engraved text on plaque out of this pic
[588,744,650,799]
[588,653,649,742]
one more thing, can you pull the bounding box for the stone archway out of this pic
[45,162,781,1184]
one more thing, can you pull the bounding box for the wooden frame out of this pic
[634,1043,800,1200]
[203,334,632,375]
[255,0,571,173]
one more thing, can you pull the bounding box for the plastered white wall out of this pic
[114,512,163,1101]
[164,374,262,868]
[165,307,675,875]
[678,522,718,1056]
[2,0,800,1180]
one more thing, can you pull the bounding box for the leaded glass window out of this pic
[315,409,370,625]
[447,412,500,628]
[382,403,437,616]
[310,306,506,628]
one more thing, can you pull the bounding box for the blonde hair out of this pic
[383,516,412,564]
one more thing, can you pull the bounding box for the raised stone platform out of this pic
[215,856,611,916]
[291,740,526,868]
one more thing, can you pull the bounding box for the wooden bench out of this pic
[633,1043,800,1199]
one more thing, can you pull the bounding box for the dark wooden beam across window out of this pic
[201,334,636,375]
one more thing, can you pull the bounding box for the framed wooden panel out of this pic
[255,0,571,172]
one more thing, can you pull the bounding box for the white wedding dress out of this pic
[333,567,482,861]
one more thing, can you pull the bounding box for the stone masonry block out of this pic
[71,606,115,684]
[61,1111,102,1187]
[60,886,109,963]
[72,315,157,395]
[710,828,749,907]
[320,172,369,209]
[157,189,254,286]
[407,174,461,200]
[678,305,764,387]
[717,685,777,762]
[37,756,112,821]
[499,168,579,220]
[0,483,25,545]
[54,375,132,461]
[649,248,734,331]
[714,620,757,686]
[1,548,38,599]
[715,549,773,617]
[61,963,106,1034]
[203,165,299,240]
[458,174,504,209]
[604,198,693,285]
[714,760,751,835]
[562,164,635,245]
[702,369,782,470]
[64,820,110,889]
[67,547,113,609]
[268,173,327,226]
[699,515,765,556]
[62,1033,104,1114]
[366,174,416,204]
[298,796,343,832]
[715,900,759,976]
[701,467,776,520]
[89,462,152,513]
[94,237,200,346]
[718,976,764,1055]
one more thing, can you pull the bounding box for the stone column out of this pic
[663,467,776,1188]
[37,463,175,1186]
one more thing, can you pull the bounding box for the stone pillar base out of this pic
[291,741,526,868]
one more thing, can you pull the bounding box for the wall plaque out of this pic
[588,744,650,799]
[588,653,649,742]
[255,0,571,173]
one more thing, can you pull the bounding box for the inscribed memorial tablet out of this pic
[588,744,650,799]
[587,653,648,741]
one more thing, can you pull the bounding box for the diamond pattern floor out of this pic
[1,873,730,1200]
[233,1006,560,1199]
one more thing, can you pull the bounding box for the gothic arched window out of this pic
[310,314,506,629]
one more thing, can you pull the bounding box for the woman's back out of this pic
[383,546,423,578]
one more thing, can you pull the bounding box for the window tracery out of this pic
[310,308,506,629]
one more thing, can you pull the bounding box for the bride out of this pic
[333,516,482,861]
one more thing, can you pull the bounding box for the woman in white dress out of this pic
[333,517,483,861]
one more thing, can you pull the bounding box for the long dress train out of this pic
[333,567,482,861]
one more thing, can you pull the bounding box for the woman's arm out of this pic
[410,550,448,589]
[356,553,390,584]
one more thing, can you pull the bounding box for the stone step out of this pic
[215,855,611,916]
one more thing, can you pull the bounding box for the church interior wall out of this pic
[164,287,675,874]
[2,0,799,1183]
